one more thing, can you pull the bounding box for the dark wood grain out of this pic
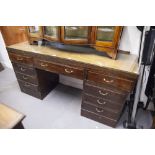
[81,102,120,120]
[87,70,134,92]
[83,94,123,113]
[9,52,33,66]
[12,63,37,76]
[81,109,117,127]
[84,82,126,104]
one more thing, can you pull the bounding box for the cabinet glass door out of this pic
[94,26,118,48]
[43,26,59,41]
[61,26,90,44]
[28,26,42,37]
[96,26,115,42]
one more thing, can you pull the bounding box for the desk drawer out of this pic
[81,109,117,127]
[84,83,126,104]
[12,63,37,76]
[9,53,33,65]
[83,94,122,113]
[18,80,39,92]
[87,71,134,91]
[81,102,120,120]
[15,72,38,85]
[35,59,84,79]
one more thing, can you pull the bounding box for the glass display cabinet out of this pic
[26,26,123,59]
[42,26,60,42]
[26,26,43,44]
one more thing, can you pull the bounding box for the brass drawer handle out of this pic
[99,90,108,96]
[96,108,104,113]
[20,67,26,71]
[22,75,28,80]
[65,68,73,73]
[24,83,31,87]
[97,99,106,105]
[40,62,48,67]
[103,78,114,83]
[17,57,23,61]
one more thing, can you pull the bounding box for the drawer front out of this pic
[81,109,117,127]
[18,79,39,92]
[81,102,120,120]
[20,85,42,99]
[87,71,134,92]
[35,59,84,79]
[9,53,33,65]
[15,72,38,85]
[84,83,126,104]
[83,94,122,113]
[12,63,37,76]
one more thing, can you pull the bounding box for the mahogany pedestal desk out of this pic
[7,42,139,127]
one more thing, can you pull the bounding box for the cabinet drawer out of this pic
[35,59,84,79]
[83,94,122,113]
[84,83,126,104]
[81,102,120,120]
[9,53,33,65]
[20,85,42,99]
[87,71,134,92]
[12,63,37,76]
[18,79,39,92]
[81,109,117,127]
[15,72,38,85]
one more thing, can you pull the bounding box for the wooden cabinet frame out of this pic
[42,26,61,42]
[60,26,92,45]
[91,26,123,59]
[26,26,43,44]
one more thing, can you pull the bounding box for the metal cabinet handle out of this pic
[23,75,28,80]
[17,57,23,61]
[65,68,73,73]
[40,62,48,67]
[97,99,106,105]
[96,108,104,113]
[99,90,108,96]
[103,78,114,83]
[20,67,26,71]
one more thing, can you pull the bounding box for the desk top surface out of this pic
[8,42,139,74]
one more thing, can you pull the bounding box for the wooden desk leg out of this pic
[13,122,24,129]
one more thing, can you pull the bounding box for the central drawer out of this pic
[34,59,84,79]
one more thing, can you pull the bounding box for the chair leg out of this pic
[13,122,24,129]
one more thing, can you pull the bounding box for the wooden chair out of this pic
[0,103,25,129]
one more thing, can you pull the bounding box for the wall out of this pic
[0,26,142,89]
[0,31,12,68]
